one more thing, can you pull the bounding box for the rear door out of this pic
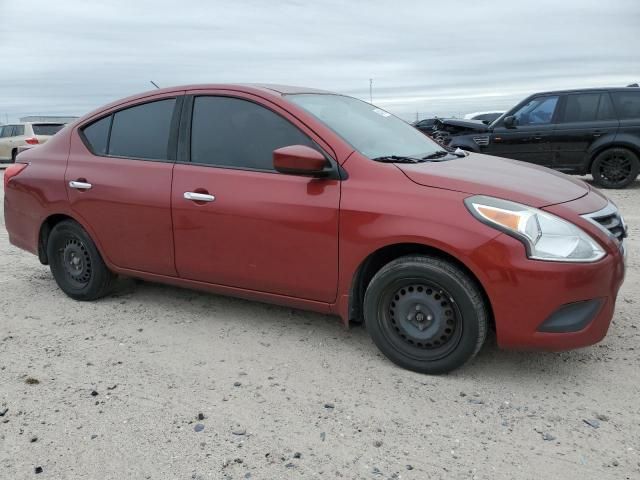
[551,92,619,171]
[66,93,183,276]
[489,95,559,166]
[0,125,15,160]
[171,92,340,302]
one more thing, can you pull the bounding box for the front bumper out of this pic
[469,191,626,351]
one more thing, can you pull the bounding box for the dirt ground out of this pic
[0,170,639,480]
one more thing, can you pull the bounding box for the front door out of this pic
[489,95,560,166]
[171,94,340,302]
[65,95,182,276]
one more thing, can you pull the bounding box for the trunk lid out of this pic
[397,153,589,208]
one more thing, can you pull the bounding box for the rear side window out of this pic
[82,116,112,155]
[32,124,64,135]
[190,96,315,170]
[563,93,600,122]
[597,93,616,120]
[611,91,640,120]
[14,125,24,136]
[108,99,176,160]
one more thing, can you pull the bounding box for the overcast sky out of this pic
[0,0,638,122]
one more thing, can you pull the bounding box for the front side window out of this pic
[512,96,559,126]
[108,99,176,160]
[611,91,640,120]
[288,94,443,159]
[190,96,315,170]
[0,126,13,138]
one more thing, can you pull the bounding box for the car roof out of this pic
[79,83,338,124]
[528,86,639,96]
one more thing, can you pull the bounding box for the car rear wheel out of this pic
[11,149,17,163]
[47,220,115,301]
[591,148,639,189]
[363,255,488,374]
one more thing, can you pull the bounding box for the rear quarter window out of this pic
[612,91,640,120]
[81,116,112,155]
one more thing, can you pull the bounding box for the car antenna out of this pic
[150,80,160,89]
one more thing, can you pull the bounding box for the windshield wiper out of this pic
[421,150,450,160]
[372,155,426,164]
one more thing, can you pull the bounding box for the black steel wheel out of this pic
[364,255,488,374]
[47,220,115,301]
[591,148,639,189]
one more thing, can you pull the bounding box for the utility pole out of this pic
[150,80,160,89]
[369,78,373,103]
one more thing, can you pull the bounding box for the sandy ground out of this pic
[0,169,639,480]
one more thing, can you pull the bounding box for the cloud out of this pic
[0,0,637,122]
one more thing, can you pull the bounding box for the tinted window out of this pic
[513,96,559,126]
[612,91,640,120]
[109,99,176,160]
[597,94,616,120]
[32,123,64,135]
[0,126,13,138]
[14,125,24,136]
[563,93,600,122]
[191,96,315,170]
[82,116,112,155]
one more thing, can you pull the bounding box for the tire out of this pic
[46,220,115,301]
[11,149,17,163]
[363,255,488,374]
[591,147,639,189]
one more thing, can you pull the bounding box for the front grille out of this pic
[582,203,627,243]
[473,135,490,146]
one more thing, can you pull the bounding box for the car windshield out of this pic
[287,94,443,159]
[32,123,64,135]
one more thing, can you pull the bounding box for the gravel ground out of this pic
[1,170,639,480]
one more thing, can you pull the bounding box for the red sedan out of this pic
[3,84,627,373]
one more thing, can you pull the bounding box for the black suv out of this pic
[433,87,640,188]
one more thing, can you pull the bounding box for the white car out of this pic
[0,122,65,162]
[463,111,504,124]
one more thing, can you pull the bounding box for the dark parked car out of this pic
[412,117,439,135]
[4,84,627,374]
[434,87,640,188]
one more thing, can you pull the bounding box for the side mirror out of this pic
[273,145,328,176]
[503,115,517,129]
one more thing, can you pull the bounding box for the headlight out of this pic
[465,195,605,262]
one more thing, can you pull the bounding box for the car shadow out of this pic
[106,277,600,381]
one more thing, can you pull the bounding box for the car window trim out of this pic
[78,96,183,163]
[177,93,338,174]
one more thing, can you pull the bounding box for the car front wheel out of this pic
[47,220,115,301]
[364,255,488,374]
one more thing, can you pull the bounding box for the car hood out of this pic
[397,153,590,208]
[434,118,490,133]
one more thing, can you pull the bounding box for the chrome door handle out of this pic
[184,192,215,202]
[69,181,92,190]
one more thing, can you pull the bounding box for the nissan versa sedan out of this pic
[3,84,627,373]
